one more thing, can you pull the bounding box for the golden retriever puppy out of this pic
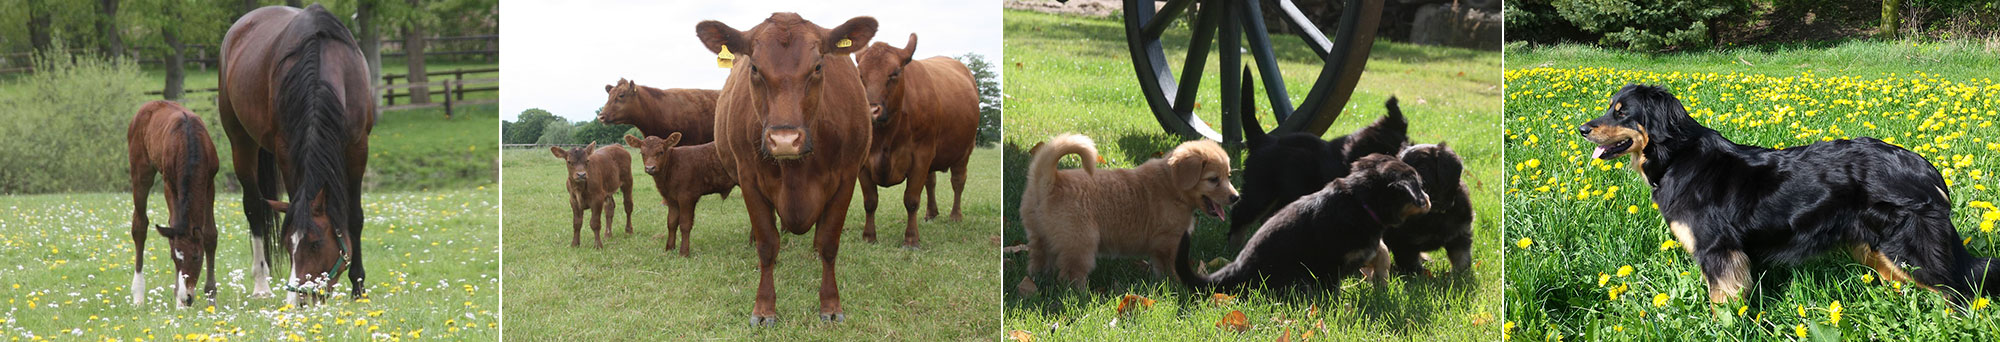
[1018,133,1238,292]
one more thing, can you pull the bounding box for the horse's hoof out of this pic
[750,315,777,326]
[819,313,845,322]
[949,214,963,222]
[250,290,273,299]
[901,242,921,250]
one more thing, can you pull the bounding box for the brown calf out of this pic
[127,100,221,308]
[623,133,736,257]
[551,143,634,248]
[695,12,876,324]
[853,33,980,248]
[600,79,722,145]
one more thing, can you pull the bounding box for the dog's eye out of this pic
[1207,177,1221,184]
[1614,109,1627,119]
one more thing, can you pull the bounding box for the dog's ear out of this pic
[1170,147,1206,189]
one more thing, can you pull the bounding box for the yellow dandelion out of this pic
[1517,238,1534,249]
[1617,265,1634,277]
[1861,273,1874,284]
[1795,324,1808,338]
[1659,239,1680,251]
[1828,301,1842,326]
[1628,205,1640,214]
[1652,293,1670,307]
[1597,272,1610,287]
[1974,297,1990,310]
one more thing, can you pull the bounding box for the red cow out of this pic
[623,133,736,257]
[853,33,980,248]
[695,12,876,324]
[552,143,634,248]
[599,79,721,145]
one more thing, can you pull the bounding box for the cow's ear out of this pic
[899,33,918,65]
[623,134,643,147]
[551,146,567,159]
[823,16,878,55]
[695,20,750,56]
[605,84,614,93]
[663,132,683,148]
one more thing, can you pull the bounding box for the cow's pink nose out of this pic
[767,130,804,158]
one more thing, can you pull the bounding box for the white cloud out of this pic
[499,0,1004,122]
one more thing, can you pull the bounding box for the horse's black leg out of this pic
[347,165,368,299]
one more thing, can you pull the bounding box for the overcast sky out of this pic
[499,0,1003,122]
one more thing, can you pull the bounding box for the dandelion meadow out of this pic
[0,188,500,341]
[1503,44,2000,340]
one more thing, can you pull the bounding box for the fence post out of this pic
[443,79,455,119]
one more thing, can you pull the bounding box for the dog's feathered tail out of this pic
[1343,97,1410,157]
[1972,257,2000,298]
[1026,134,1096,191]
[1238,66,1268,149]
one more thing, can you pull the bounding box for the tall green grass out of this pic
[500,148,1004,340]
[1503,48,2000,340]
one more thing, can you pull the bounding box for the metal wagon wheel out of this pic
[1123,0,1383,143]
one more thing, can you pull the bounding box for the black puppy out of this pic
[1582,84,2000,305]
[1384,143,1474,275]
[1229,76,1409,248]
[1176,154,1431,290]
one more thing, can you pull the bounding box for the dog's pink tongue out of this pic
[1592,146,1609,159]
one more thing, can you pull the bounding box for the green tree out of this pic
[1548,0,1743,51]
[535,120,576,145]
[507,108,560,144]
[960,53,1002,147]
[126,0,230,100]
[572,119,635,146]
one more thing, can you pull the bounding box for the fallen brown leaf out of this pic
[1276,328,1292,342]
[1210,293,1236,306]
[1217,310,1250,332]
[1116,294,1155,315]
[1007,330,1034,342]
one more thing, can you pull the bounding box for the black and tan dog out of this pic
[1385,143,1475,275]
[1581,84,2000,305]
[1229,77,1409,248]
[1175,154,1430,290]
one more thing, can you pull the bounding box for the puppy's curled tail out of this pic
[1379,97,1408,137]
[1238,66,1268,149]
[1027,134,1097,191]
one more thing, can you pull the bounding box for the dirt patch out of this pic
[1005,0,1125,18]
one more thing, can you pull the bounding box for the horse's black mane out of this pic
[169,114,203,239]
[273,4,360,255]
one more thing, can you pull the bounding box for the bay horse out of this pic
[218,4,375,305]
[126,100,220,308]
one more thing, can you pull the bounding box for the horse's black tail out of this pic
[1238,66,1267,149]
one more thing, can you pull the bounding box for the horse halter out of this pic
[281,227,351,297]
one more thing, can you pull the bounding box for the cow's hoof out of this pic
[819,313,845,322]
[901,242,921,250]
[949,214,963,222]
[750,315,777,326]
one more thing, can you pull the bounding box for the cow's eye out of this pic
[888,71,900,80]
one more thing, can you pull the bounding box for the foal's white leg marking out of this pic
[250,236,272,298]
[285,290,299,306]
[131,272,145,305]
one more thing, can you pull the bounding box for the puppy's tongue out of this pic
[1206,200,1227,220]
[1592,146,1608,159]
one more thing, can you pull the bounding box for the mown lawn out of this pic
[499,147,1003,340]
[0,187,500,341]
[1504,42,2000,341]
[1001,10,1503,341]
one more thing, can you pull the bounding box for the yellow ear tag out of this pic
[716,45,735,69]
[837,39,853,48]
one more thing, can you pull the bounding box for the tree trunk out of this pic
[1882,0,1901,39]
[28,0,53,53]
[404,25,429,104]
[164,29,186,101]
[99,0,123,58]
[358,0,382,85]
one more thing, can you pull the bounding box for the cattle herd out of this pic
[552,12,981,325]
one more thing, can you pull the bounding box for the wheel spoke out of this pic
[1239,0,1295,121]
[1141,0,1197,43]
[1170,0,1221,115]
[1275,0,1333,60]
[1217,0,1244,143]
